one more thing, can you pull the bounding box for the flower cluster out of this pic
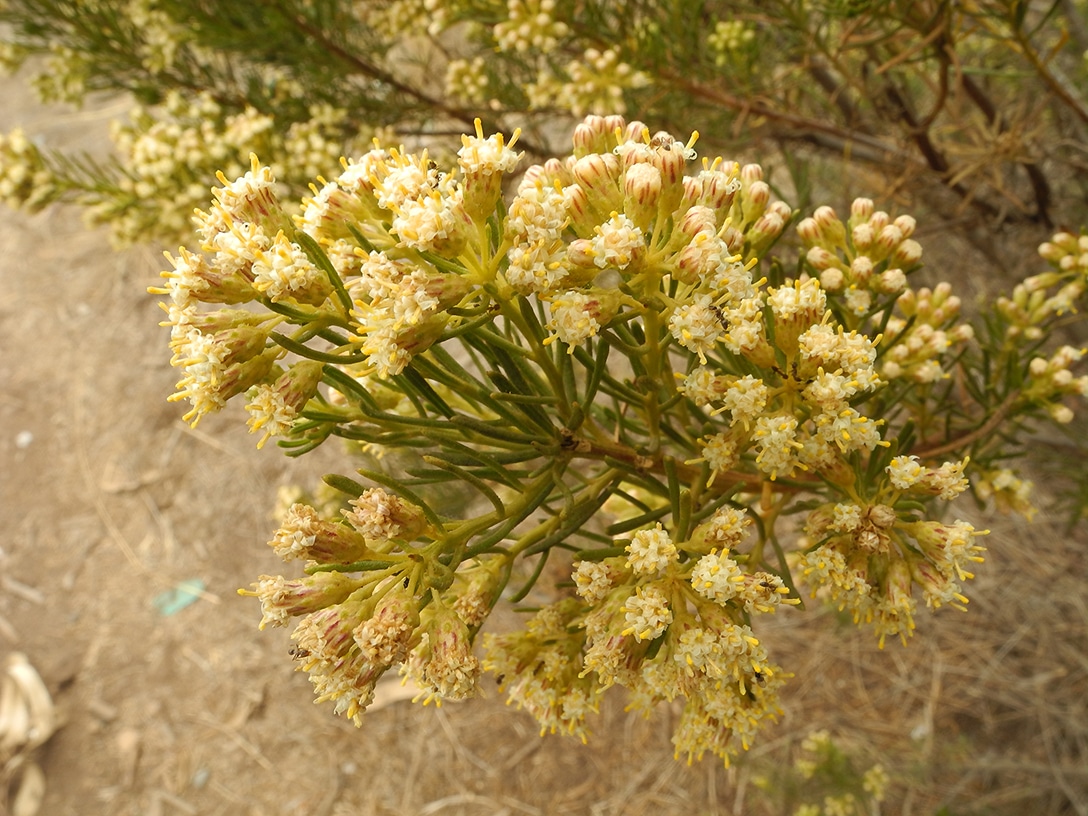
[707,20,756,66]
[445,56,490,106]
[998,231,1088,340]
[1022,345,1088,423]
[525,48,650,117]
[494,0,569,53]
[0,129,58,212]
[102,91,365,246]
[145,113,1085,762]
[798,201,977,383]
[799,454,985,646]
[486,508,795,763]
[972,468,1035,520]
[779,730,889,815]
[243,489,503,723]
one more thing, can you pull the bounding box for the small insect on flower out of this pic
[710,302,729,330]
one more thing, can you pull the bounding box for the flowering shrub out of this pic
[151,114,1085,763]
[3,1,1087,246]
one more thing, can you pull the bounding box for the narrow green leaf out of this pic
[423,455,506,514]
[295,230,353,316]
[449,415,541,444]
[271,332,369,364]
[324,473,369,497]
[306,559,395,574]
[572,546,626,561]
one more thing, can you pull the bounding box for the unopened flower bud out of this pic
[520,159,565,190]
[806,246,840,272]
[1022,271,1063,292]
[797,217,821,244]
[893,214,916,238]
[931,296,960,323]
[892,238,923,267]
[896,288,917,315]
[649,142,690,215]
[1052,232,1078,250]
[563,183,596,235]
[623,162,662,230]
[621,119,648,146]
[573,115,624,156]
[572,153,622,211]
[748,210,785,249]
[768,201,793,220]
[740,163,763,184]
[1050,403,1075,423]
[868,210,890,233]
[820,267,845,291]
[876,224,903,255]
[878,268,907,293]
[1038,241,1065,262]
[851,255,874,283]
[720,223,744,252]
[813,205,846,246]
[745,180,770,217]
[948,324,974,343]
[851,223,874,252]
[931,281,953,306]
[850,197,874,223]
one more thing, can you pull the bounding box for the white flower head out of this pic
[691,549,744,605]
[625,524,677,576]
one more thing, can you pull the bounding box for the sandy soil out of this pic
[1,70,1086,816]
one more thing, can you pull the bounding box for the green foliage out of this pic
[3,0,1087,245]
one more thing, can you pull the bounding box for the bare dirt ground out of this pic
[1,70,1086,816]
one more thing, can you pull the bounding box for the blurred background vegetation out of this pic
[2,0,1087,245]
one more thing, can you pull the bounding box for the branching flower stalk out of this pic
[152,115,1086,764]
